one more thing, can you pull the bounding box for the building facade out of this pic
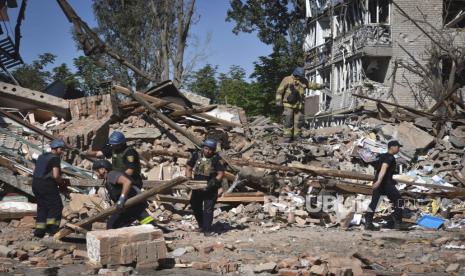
[303,0,464,116]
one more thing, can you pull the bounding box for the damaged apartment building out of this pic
[303,0,465,116]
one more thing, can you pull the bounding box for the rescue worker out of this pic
[32,139,66,238]
[365,140,404,231]
[88,131,143,188]
[92,159,157,229]
[186,139,225,236]
[276,67,323,142]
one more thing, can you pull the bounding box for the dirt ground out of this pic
[1,221,464,275]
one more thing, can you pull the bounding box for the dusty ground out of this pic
[1,220,464,275]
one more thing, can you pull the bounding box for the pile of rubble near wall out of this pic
[2,79,465,273]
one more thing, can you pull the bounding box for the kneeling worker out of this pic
[186,139,225,236]
[92,159,155,229]
[32,139,67,238]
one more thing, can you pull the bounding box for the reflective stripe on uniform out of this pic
[139,216,154,225]
[35,222,46,229]
[283,102,302,109]
[46,218,58,225]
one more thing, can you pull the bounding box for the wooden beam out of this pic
[217,196,264,203]
[67,178,206,190]
[352,93,436,118]
[54,176,187,240]
[223,192,265,197]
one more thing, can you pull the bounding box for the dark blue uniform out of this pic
[32,153,63,234]
[105,171,154,229]
[188,151,225,232]
[367,153,403,225]
[102,144,143,188]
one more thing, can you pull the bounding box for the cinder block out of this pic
[87,225,165,266]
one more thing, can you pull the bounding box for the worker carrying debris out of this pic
[32,139,67,238]
[276,67,323,143]
[87,131,143,188]
[186,138,225,236]
[365,140,404,231]
[92,159,161,230]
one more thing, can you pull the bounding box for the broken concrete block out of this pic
[86,225,165,266]
[309,263,328,275]
[253,262,277,273]
[295,216,306,226]
[380,122,434,155]
[0,245,13,258]
[294,210,308,217]
[446,263,460,273]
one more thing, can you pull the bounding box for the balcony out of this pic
[305,41,332,69]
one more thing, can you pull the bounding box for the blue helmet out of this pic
[292,67,304,78]
[202,138,217,150]
[92,159,112,171]
[109,131,126,145]
[50,139,65,149]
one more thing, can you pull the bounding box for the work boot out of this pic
[203,231,215,237]
[365,223,380,231]
[364,212,380,231]
[33,228,46,238]
[46,225,59,235]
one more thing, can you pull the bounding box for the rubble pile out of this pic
[1,79,465,274]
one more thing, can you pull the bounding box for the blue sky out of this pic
[6,0,271,78]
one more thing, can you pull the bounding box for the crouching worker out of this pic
[186,139,225,236]
[32,139,67,238]
[92,159,157,230]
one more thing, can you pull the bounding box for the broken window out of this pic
[368,0,390,24]
[363,57,390,83]
[444,0,465,28]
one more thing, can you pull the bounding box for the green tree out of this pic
[218,65,248,106]
[90,0,196,89]
[51,63,79,89]
[12,53,56,91]
[186,64,218,101]
[73,56,110,95]
[251,45,298,118]
[227,0,306,119]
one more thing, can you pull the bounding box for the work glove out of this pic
[116,195,126,209]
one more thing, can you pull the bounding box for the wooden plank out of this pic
[67,178,206,190]
[217,196,264,203]
[223,192,265,197]
[54,176,187,240]
[0,210,36,220]
[352,93,436,118]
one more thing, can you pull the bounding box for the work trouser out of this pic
[283,107,303,139]
[106,202,154,229]
[190,188,218,232]
[32,178,63,232]
[366,183,403,223]
[130,173,143,189]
